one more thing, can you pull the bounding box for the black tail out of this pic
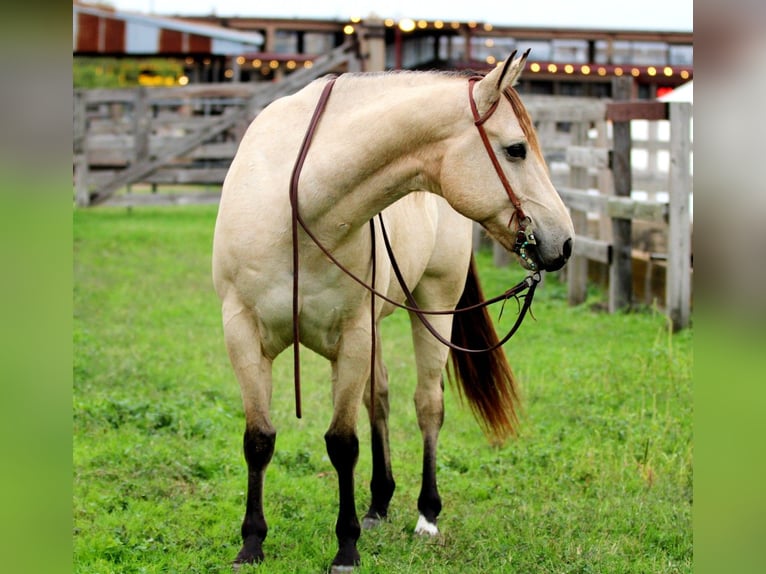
[447,255,522,443]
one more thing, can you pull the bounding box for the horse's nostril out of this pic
[563,238,573,259]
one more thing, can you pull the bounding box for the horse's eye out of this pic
[505,143,526,160]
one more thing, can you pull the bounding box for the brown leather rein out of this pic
[289,75,541,418]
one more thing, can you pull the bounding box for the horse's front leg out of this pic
[221,300,276,566]
[325,322,372,572]
[362,328,396,529]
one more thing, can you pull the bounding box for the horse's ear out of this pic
[473,49,531,115]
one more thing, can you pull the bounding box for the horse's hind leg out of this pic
[362,329,396,528]
[409,311,453,536]
[221,301,276,566]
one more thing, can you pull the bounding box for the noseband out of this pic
[288,75,541,419]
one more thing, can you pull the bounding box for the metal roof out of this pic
[73,2,264,55]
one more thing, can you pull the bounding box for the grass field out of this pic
[73,205,692,573]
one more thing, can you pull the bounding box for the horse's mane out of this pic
[503,87,547,167]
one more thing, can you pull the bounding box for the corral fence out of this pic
[73,42,360,207]
[540,77,691,330]
[73,72,692,329]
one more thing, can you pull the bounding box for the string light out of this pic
[398,18,416,32]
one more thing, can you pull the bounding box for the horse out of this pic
[212,51,574,571]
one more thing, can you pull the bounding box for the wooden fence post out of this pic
[73,90,90,207]
[362,15,386,73]
[567,122,590,305]
[609,77,634,312]
[133,87,150,166]
[666,102,692,330]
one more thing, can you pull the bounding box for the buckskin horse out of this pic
[212,51,574,571]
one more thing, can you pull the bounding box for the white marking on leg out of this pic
[414,514,439,536]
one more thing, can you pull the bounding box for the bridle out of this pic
[467,75,539,270]
[289,72,541,419]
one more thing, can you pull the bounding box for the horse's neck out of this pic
[299,77,462,231]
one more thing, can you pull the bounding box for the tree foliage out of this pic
[73,57,184,88]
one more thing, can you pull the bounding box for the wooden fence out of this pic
[73,42,359,207]
[73,73,692,329]
[505,82,692,330]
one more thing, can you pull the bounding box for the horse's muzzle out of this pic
[539,237,573,272]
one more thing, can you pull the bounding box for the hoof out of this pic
[330,543,360,573]
[362,514,383,530]
[414,514,439,536]
[233,536,265,570]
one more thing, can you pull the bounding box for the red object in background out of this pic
[656,86,675,98]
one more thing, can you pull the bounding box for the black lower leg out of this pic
[325,430,361,568]
[235,426,276,565]
[417,436,442,525]
[365,424,395,521]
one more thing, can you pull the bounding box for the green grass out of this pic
[73,205,692,573]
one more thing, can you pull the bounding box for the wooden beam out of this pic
[606,101,669,122]
[557,187,607,213]
[607,196,668,223]
[104,191,222,207]
[572,236,612,264]
[566,146,610,170]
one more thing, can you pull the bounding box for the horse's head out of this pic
[440,51,574,272]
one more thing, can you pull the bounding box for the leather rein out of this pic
[289,75,541,418]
